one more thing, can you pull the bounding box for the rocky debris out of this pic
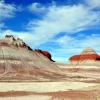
[0,35,33,50]
[34,49,55,62]
[3,35,25,46]
[0,35,63,81]
[69,48,100,61]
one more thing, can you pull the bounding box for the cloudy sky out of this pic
[0,0,100,62]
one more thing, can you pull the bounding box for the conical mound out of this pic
[0,35,63,81]
[81,47,97,55]
[69,47,100,66]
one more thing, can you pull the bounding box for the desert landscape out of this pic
[0,82,99,100]
[0,0,100,99]
[0,35,99,100]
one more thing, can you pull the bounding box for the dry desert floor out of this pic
[0,82,99,100]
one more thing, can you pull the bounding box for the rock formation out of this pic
[69,48,100,66]
[0,35,63,81]
[34,49,54,62]
[69,48,100,61]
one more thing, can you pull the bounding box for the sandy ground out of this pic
[0,95,51,100]
[0,82,99,100]
[0,64,100,100]
[0,82,98,92]
[0,90,100,100]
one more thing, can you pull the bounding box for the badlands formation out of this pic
[0,35,99,100]
[69,48,100,66]
[0,35,63,81]
[57,48,100,83]
[0,35,99,82]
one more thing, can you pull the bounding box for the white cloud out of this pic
[85,0,100,8]
[56,35,74,46]
[0,0,17,29]
[57,34,100,51]
[26,4,100,47]
[28,2,46,13]
[0,0,16,19]
[2,3,100,47]
[81,34,100,49]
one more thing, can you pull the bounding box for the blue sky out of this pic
[0,0,100,62]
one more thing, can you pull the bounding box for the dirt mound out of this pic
[0,35,63,81]
[69,54,100,61]
[69,48,100,62]
[81,48,97,55]
[34,49,54,62]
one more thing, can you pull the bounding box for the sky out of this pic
[0,0,100,62]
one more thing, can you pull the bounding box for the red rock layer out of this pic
[34,49,55,62]
[69,54,100,61]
